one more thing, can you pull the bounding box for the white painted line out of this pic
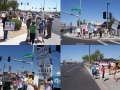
[67,65,80,72]
[97,40,108,45]
[109,40,120,44]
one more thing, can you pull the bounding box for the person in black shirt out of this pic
[3,72,12,90]
[3,14,10,41]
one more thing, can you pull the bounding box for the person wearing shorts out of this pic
[38,20,45,43]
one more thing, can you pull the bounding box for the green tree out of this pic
[82,50,104,62]
[7,0,19,10]
[82,55,89,61]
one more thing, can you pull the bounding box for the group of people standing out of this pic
[91,62,118,82]
[26,15,53,45]
[0,71,38,90]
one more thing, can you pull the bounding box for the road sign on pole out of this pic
[23,53,33,58]
[71,8,81,12]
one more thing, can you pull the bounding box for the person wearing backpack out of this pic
[108,62,111,75]
[91,65,97,79]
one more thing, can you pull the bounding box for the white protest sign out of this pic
[111,20,119,30]
[4,22,15,30]
[36,46,50,65]
[38,64,52,77]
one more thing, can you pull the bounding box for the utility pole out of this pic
[31,45,34,73]
[107,3,110,32]
[89,45,91,63]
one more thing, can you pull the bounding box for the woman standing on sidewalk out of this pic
[101,65,105,81]
[113,66,118,82]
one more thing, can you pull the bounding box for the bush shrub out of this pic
[11,19,22,30]
[8,15,12,19]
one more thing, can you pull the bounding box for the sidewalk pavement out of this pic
[40,85,44,90]
[85,65,120,90]
[64,32,120,40]
[0,22,60,45]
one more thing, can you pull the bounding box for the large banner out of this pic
[111,20,119,30]
[52,76,61,88]
[38,64,52,77]
[4,22,15,30]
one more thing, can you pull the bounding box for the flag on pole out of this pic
[8,65,11,72]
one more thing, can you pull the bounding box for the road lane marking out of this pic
[67,65,80,72]
[109,40,120,44]
[97,40,108,45]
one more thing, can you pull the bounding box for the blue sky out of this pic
[61,45,120,62]
[18,0,60,12]
[61,0,120,26]
[0,45,60,79]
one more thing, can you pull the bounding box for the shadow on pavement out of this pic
[104,78,109,81]
[34,40,42,44]
[0,39,4,42]
[19,41,30,45]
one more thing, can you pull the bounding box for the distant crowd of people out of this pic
[68,25,115,39]
[89,62,118,82]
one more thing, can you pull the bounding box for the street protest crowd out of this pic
[1,11,53,45]
[66,24,115,39]
[0,71,54,90]
[86,62,119,82]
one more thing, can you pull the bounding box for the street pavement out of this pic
[61,63,100,90]
[0,18,60,45]
[61,29,120,45]
[86,65,120,90]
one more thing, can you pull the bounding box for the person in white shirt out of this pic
[44,77,53,90]
[17,75,24,90]
[1,12,5,23]
[23,74,28,90]
[77,27,81,37]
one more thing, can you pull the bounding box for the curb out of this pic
[85,65,110,90]
[63,33,120,41]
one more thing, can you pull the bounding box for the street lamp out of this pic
[52,1,57,12]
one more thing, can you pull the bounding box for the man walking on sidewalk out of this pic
[108,62,111,75]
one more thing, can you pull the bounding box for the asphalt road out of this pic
[61,29,120,45]
[61,63,100,90]
[52,18,60,36]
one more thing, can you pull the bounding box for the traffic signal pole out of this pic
[107,3,109,32]
[31,45,34,73]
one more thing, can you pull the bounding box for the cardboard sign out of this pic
[4,22,15,30]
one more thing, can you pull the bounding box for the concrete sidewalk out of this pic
[85,65,120,90]
[0,32,60,45]
[64,32,120,40]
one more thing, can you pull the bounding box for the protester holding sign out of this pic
[44,77,52,90]
[3,14,10,41]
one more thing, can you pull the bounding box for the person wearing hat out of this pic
[26,16,32,42]
[29,20,36,45]
[26,73,36,90]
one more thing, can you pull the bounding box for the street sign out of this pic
[23,53,33,58]
[71,8,81,12]
[38,64,52,77]
[52,76,61,88]
[36,45,50,65]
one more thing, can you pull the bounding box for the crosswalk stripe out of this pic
[109,40,120,44]
[97,40,108,45]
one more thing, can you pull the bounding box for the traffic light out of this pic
[27,3,29,5]
[109,13,112,19]
[103,12,106,19]
[21,2,22,5]
[35,8,36,9]
[49,48,51,54]
[56,45,60,53]
[49,7,50,9]
[32,7,33,9]
[43,8,44,10]
[8,56,11,62]
[0,56,2,61]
